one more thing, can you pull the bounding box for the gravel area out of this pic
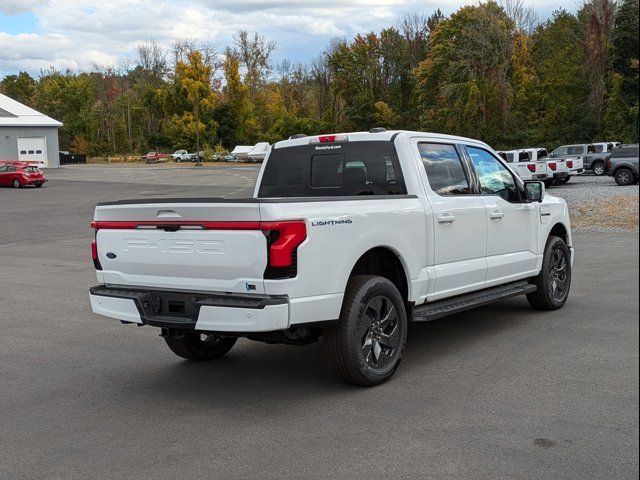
[549,175,639,232]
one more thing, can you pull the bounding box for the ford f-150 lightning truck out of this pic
[89,130,574,386]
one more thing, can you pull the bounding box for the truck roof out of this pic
[273,130,492,150]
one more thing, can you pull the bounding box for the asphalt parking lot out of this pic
[1,166,638,479]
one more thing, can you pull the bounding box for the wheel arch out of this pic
[347,246,411,305]
[549,222,570,246]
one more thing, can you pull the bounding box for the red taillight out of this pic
[91,239,102,270]
[548,162,557,171]
[527,164,536,173]
[607,159,612,169]
[567,160,574,169]
[261,221,307,268]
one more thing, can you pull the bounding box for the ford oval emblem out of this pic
[106,252,117,259]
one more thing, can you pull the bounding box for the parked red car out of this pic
[0,161,46,188]
[141,152,168,164]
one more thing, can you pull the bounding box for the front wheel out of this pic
[592,161,605,176]
[615,168,635,186]
[527,236,572,310]
[165,332,237,360]
[325,275,407,386]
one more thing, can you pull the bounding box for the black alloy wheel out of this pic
[359,295,401,370]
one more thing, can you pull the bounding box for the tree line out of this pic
[1,0,637,156]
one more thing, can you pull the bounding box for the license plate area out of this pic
[140,291,203,320]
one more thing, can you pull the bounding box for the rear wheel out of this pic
[556,176,571,184]
[35,183,43,188]
[615,168,635,186]
[11,178,21,188]
[527,235,572,310]
[165,332,237,360]
[592,161,605,176]
[543,179,555,188]
[326,275,407,386]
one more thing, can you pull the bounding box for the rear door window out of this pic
[258,141,406,197]
[419,143,471,195]
[568,145,585,155]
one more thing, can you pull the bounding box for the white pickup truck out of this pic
[89,130,574,386]
[518,148,584,187]
[496,150,549,181]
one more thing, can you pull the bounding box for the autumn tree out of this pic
[174,50,219,158]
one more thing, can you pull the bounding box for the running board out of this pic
[412,281,536,322]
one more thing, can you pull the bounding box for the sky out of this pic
[0,0,573,77]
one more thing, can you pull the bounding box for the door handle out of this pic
[489,211,505,220]
[437,214,456,223]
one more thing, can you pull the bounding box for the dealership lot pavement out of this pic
[0,167,638,479]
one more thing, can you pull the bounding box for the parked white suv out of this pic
[89,130,573,386]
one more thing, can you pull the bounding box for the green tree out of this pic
[0,72,37,106]
[414,2,514,144]
[604,72,627,137]
[531,10,590,145]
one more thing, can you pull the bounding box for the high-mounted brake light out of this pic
[309,134,349,144]
[548,162,557,171]
[527,164,536,173]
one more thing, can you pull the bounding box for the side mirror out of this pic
[524,181,545,203]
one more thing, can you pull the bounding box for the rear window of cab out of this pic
[258,141,407,198]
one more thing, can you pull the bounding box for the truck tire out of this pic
[527,235,571,311]
[543,179,555,188]
[325,275,407,386]
[556,176,570,184]
[592,161,605,176]
[165,332,237,360]
[614,168,635,186]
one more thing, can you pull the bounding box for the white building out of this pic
[0,93,63,168]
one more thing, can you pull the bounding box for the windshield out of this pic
[258,141,406,198]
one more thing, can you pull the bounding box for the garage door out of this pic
[17,137,47,167]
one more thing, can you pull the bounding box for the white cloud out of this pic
[0,0,578,76]
[0,0,47,15]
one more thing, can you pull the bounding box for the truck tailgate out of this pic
[92,201,268,293]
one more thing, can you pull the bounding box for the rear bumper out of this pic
[23,177,46,185]
[89,286,289,332]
